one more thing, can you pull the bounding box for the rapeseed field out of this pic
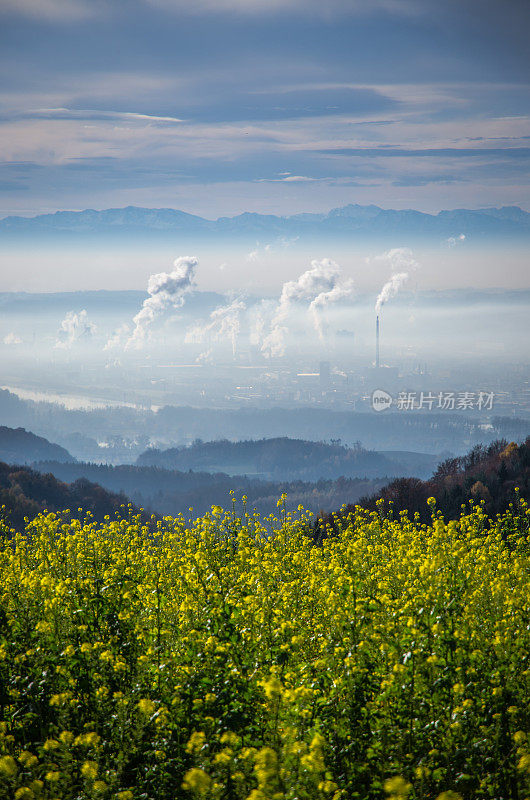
[0,495,529,800]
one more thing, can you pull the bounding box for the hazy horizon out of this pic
[1,199,530,293]
[1,238,529,294]
[1,0,528,439]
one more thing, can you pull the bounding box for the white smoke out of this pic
[261,324,286,359]
[126,256,197,349]
[186,298,246,360]
[249,300,275,347]
[104,323,131,351]
[309,281,354,340]
[261,258,353,358]
[447,233,466,247]
[196,348,213,365]
[375,272,409,315]
[3,332,22,345]
[374,247,420,315]
[209,299,246,356]
[55,310,97,349]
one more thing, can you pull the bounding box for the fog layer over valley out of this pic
[1,389,528,464]
[1,285,528,422]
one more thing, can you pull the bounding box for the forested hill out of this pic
[0,462,145,529]
[31,460,389,519]
[0,426,74,465]
[343,438,530,523]
[136,437,439,481]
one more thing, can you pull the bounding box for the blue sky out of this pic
[0,0,529,217]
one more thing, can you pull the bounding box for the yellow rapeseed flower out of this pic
[0,755,17,778]
[182,767,211,794]
[384,776,412,798]
[81,760,99,780]
[137,698,156,716]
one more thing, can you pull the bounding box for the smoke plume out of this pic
[186,298,246,360]
[55,310,96,349]
[261,258,353,358]
[249,300,275,346]
[104,323,131,351]
[126,256,197,349]
[196,348,213,365]
[374,248,420,315]
[3,332,22,345]
[309,281,353,340]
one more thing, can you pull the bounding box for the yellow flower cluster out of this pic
[0,498,528,799]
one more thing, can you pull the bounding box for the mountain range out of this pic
[1,203,529,239]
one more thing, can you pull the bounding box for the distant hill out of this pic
[0,462,146,529]
[0,426,74,465]
[324,438,530,526]
[136,437,439,480]
[1,203,529,240]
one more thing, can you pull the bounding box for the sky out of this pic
[0,0,529,218]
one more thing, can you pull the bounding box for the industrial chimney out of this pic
[375,315,380,369]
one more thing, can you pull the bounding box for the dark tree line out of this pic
[320,438,530,528]
[32,460,388,519]
[0,462,147,530]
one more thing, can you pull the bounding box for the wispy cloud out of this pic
[0,0,96,22]
[257,175,323,183]
[392,175,462,187]
[144,0,422,18]
[20,108,184,124]
[0,1,529,215]
[0,0,424,22]
[317,147,530,159]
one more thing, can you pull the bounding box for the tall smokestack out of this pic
[376,315,380,369]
